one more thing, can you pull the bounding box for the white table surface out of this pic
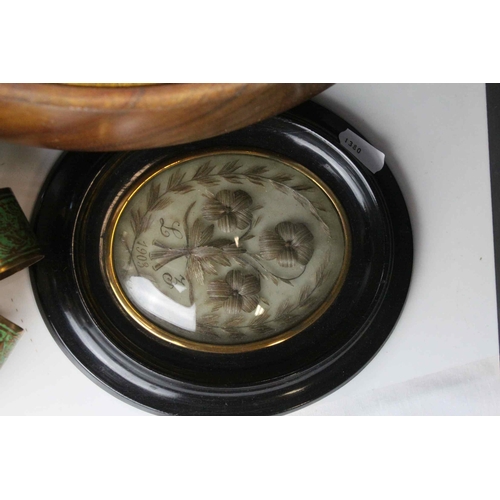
[0,83,498,415]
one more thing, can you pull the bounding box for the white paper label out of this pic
[339,129,385,174]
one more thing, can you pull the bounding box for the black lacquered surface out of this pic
[30,102,413,415]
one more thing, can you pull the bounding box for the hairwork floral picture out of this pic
[111,152,348,349]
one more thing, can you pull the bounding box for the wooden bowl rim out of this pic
[0,83,331,112]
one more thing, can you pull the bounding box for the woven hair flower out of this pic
[259,221,314,268]
[207,270,260,314]
[202,190,253,233]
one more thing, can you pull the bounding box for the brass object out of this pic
[0,314,23,368]
[0,188,43,368]
[0,188,44,280]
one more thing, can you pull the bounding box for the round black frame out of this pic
[30,101,413,415]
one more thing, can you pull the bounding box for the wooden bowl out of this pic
[0,83,332,152]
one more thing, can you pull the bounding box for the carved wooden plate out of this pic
[30,102,413,415]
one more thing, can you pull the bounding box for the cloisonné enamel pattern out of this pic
[0,188,43,280]
[0,315,23,368]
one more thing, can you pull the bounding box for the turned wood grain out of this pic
[0,83,332,152]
